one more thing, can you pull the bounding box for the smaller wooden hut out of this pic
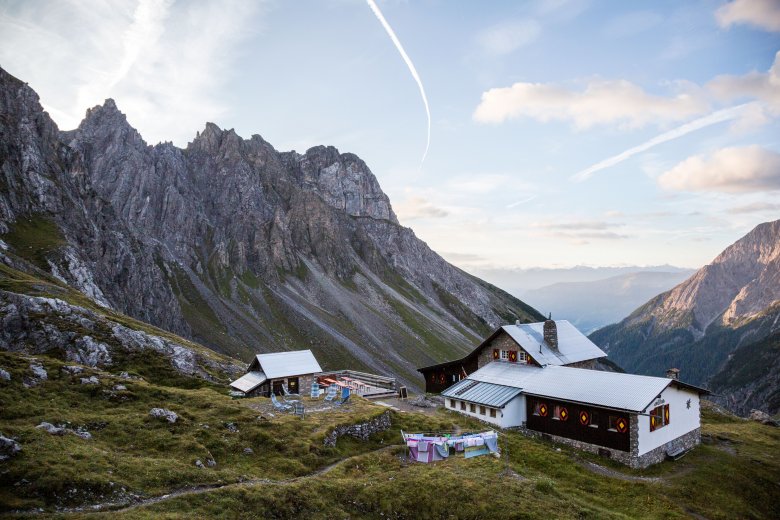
[230,350,322,397]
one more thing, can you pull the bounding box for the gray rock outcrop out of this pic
[36,422,65,435]
[149,408,178,423]
[0,434,21,460]
[0,368,10,381]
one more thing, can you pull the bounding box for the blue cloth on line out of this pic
[435,443,449,458]
[484,437,498,453]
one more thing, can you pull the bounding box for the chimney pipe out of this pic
[666,368,680,380]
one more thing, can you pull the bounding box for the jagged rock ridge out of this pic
[0,66,542,388]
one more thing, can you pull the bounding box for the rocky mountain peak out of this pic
[68,98,145,152]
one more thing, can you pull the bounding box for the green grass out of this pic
[0,350,393,514]
[1,349,778,519]
[1,215,65,270]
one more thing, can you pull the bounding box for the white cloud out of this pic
[727,201,780,214]
[716,0,780,32]
[473,79,707,129]
[477,20,542,55]
[708,50,780,115]
[394,196,449,221]
[0,0,263,145]
[658,145,780,193]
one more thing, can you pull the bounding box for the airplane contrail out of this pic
[366,0,431,167]
[506,195,538,209]
[571,103,752,182]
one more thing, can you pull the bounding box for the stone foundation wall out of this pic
[635,427,701,468]
[513,422,701,468]
[323,411,392,447]
[514,427,634,466]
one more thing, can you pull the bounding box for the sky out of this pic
[1,0,779,271]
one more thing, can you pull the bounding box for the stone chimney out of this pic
[543,313,558,350]
[666,368,680,380]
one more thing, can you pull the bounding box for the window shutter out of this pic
[664,404,670,425]
[650,415,656,432]
[492,349,499,360]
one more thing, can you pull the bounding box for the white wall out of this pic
[637,385,700,456]
[445,395,525,428]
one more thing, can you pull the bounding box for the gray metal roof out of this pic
[502,320,606,366]
[229,371,267,393]
[441,378,523,408]
[254,349,323,379]
[468,362,685,412]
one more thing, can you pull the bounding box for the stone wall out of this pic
[635,427,701,468]
[323,411,392,447]
[565,359,597,370]
[513,417,701,469]
[477,333,534,368]
[515,426,634,466]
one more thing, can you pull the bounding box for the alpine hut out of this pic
[230,349,322,397]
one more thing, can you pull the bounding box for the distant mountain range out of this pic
[521,270,695,334]
[590,220,780,414]
[471,265,695,333]
[0,66,542,389]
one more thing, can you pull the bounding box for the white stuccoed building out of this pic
[442,360,707,468]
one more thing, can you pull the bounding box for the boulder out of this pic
[72,430,92,440]
[29,363,47,380]
[36,422,65,435]
[243,447,254,455]
[195,459,205,468]
[62,365,84,375]
[749,409,779,427]
[0,368,10,381]
[149,408,178,423]
[80,376,100,385]
[0,434,21,460]
[206,458,216,467]
[113,384,127,391]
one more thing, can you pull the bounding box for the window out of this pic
[490,408,497,418]
[452,375,457,383]
[449,399,456,409]
[533,401,548,417]
[479,406,486,415]
[460,401,466,411]
[650,405,669,431]
[500,350,509,360]
[590,410,600,428]
[470,403,476,413]
[518,351,527,363]
[609,416,629,433]
[553,406,568,421]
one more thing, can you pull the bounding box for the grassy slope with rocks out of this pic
[1,348,778,519]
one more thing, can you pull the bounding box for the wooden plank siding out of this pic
[525,396,631,452]
[420,357,479,393]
